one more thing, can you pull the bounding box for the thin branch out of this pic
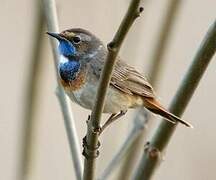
[18,5,44,180]
[117,109,149,180]
[98,111,149,180]
[148,0,182,85]
[133,20,216,180]
[83,1,143,180]
[41,0,83,179]
[118,0,183,179]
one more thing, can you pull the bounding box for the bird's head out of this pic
[47,28,104,60]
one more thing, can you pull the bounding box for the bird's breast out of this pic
[58,58,86,91]
[60,71,86,91]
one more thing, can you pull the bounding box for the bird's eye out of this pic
[72,36,81,44]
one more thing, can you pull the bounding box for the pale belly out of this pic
[65,81,143,114]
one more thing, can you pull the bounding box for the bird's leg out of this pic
[99,110,127,135]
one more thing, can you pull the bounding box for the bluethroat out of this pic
[47,28,193,132]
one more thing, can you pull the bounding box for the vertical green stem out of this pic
[18,5,44,180]
[83,1,143,180]
[42,0,83,179]
[148,0,182,85]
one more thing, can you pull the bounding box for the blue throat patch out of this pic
[58,40,76,57]
[58,39,80,82]
[59,60,80,82]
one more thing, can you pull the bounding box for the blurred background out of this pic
[1,0,216,180]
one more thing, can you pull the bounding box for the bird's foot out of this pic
[99,110,127,135]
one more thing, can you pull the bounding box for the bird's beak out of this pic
[46,32,64,41]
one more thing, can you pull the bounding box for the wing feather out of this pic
[90,55,155,98]
[111,59,155,98]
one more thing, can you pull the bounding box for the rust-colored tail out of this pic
[144,98,193,128]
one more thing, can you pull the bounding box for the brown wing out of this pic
[110,59,155,98]
[90,53,155,98]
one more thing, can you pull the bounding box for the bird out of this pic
[47,28,193,132]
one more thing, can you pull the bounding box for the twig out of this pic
[117,109,149,180]
[133,20,216,180]
[98,111,149,180]
[148,0,182,85]
[82,1,143,180]
[42,0,83,179]
[18,4,44,180]
[118,0,183,179]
